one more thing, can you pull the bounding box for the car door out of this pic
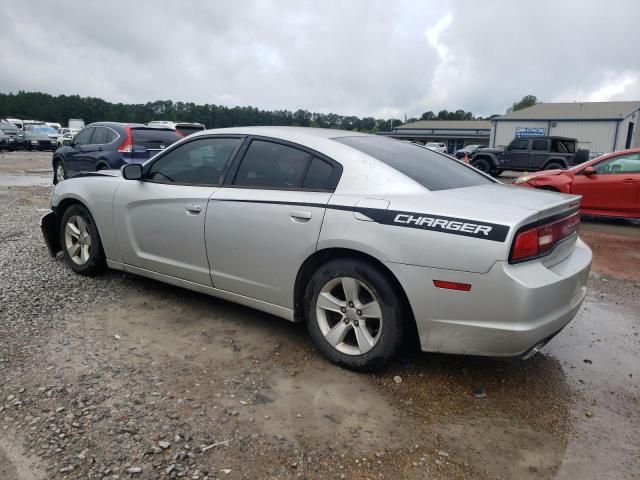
[206,137,340,308]
[113,136,244,285]
[63,126,94,175]
[530,138,550,168]
[502,139,530,169]
[571,153,640,214]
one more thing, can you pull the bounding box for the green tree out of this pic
[507,95,538,113]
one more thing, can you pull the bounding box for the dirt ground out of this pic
[0,152,639,479]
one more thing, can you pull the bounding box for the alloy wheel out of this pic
[316,276,383,355]
[56,163,65,181]
[64,215,91,265]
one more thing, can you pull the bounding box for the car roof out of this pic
[191,126,371,141]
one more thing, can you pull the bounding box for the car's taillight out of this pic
[117,126,133,153]
[510,211,581,263]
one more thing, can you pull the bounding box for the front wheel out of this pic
[53,159,67,184]
[545,162,564,170]
[59,204,106,275]
[304,258,406,371]
[471,157,491,173]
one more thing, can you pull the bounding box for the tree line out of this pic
[0,91,536,131]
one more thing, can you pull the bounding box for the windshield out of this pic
[32,126,58,134]
[335,136,495,191]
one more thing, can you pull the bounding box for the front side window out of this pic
[594,153,640,174]
[73,127,94,146]
[335,136,494,191]
[147,137,241,185]
[233,140,311,189]
[510,139,529,150]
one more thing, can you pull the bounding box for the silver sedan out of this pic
[41,127,592,370]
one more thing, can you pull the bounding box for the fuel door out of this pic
[353,198,390,222]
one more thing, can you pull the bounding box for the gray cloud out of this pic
[1,0,638,118]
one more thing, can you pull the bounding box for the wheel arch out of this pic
[543,157,568,169]
[472,153,499,168]
[95,159,110,171]
[293,247,419,343]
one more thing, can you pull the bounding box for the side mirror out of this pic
[122,163,143,180]
[584,166,596,176]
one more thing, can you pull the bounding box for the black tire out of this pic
[53,158,66,184]
[304,258,407,371]
[59,204,106,276]
[471,157,491,173]
[545,162,564,170]
[490,168,504,177]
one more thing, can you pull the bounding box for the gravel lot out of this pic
[0,152,639,479]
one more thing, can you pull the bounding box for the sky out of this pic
[1,0,639,119]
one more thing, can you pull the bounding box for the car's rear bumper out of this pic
[386,237,592,357]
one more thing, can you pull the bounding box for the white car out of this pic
[425,142,447,154]
[56,128,81,148]
[42,127,591,370]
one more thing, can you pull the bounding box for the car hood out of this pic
[520,169,574,180]
[476,147,504,154]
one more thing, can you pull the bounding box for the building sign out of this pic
[515,127,546,137]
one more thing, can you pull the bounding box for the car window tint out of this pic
[73,127,94,145]
[510,139,529,150]
[595,153,640,174]
[105,128,118,143]
[302,157,335,190]
[147,137,241,185]
[90,127,108,144]
[531,139,548,151]
[234,140,311,189]
[335,136,495,191]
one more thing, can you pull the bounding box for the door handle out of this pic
[290,210,312,221]
[622,178,639,184]
[185,204,202,214]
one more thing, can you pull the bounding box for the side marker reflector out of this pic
[433,280,472,291]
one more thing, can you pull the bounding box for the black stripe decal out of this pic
[210,198,510,242]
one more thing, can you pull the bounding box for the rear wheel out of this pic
[59,204,106,275]
[545,162,564,170]
[304,258,406,371]
[471,157,491,173]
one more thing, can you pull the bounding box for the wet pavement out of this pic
[0,152,638,479]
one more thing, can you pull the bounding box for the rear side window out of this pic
[105,128,118,143]
[90,127,108,144]
[147,137,241,185]
[234,140,311,189]
[532,139,549,151]
[335,136,495,191]
[302,157,336,190]
[132,128,182,147]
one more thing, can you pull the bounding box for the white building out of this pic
[490,101,640,155]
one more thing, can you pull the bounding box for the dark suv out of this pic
[471,136,589,176]
[52,122,182,184]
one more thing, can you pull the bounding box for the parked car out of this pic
[455,144,483,159]
[424,142,447,154]
[513,148,640,218]
[147,120,206,137]
[56,128,81,149]
[3,118,24,130]
[23,124,56,151]
[41,127,591,371]
[45,122,62,130]
[52,122,182,183]
[0,131,14,151]
[472,136,590,177]
[25,123,61,147]
[0,120,23,150]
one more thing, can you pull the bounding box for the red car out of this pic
[513,148,640,218]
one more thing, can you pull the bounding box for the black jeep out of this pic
[471,136,589,176]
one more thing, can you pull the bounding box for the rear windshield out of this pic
[132,128,181,146]
[335,136,495,191]
[176,125,205,137]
